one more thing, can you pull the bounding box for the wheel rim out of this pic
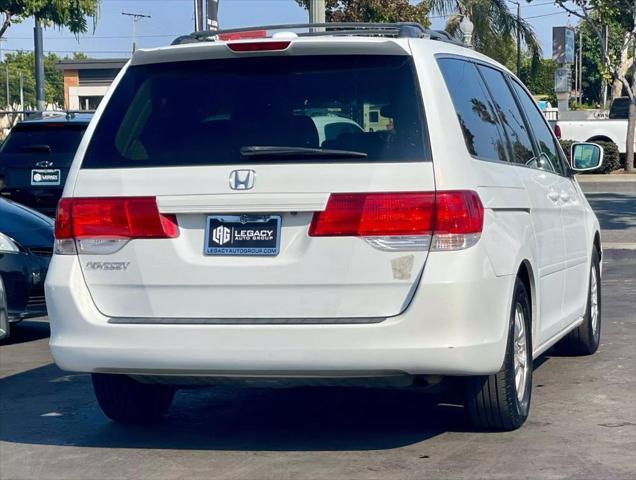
[590,265,599,339]
[514,303,529,403]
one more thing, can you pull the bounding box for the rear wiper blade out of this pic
[22,145,51,153]
[240,146,367,159]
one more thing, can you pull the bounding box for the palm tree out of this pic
[427,0,540,68]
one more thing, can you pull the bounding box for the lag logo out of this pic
[212,225,232,246]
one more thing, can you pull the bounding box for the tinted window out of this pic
[477,66,535,166]
[437,58,508,162]
[609,97,629,119]
[511,80,565,176]
[1,123,87,155]
[82,56,428,168]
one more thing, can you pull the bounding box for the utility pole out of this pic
[578,27,583,104]
[601,24,609,107]
[19,72,24,116]
[122,12,151,53]
[309,0,325,24]
[510,1,521,77]
[206,0,219,31]
[34,17,45,111]
[0,38,6,108]
[194,0,204,32]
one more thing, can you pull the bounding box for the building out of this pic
[56,58,127,111]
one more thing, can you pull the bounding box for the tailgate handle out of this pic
[157,193,330,214]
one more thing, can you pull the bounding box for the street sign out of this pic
[553,26,575,64]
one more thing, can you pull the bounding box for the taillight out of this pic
[309,192,435,237]
[54,197,179,255]
[309,191,483,251]
[227,41,291,52]
[554,124,562,139]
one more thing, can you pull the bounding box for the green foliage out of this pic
[428,0,541,67]
[520,58,556,101]
[0,0,100,37]
[295,0,430,26]
[578,19,628,104]
[559,139,621,173]
[0,50,83,108]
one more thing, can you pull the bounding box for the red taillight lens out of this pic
[434,191,484,234]
[554,124,562,139]
[227,41,291,52]
[309,192,435,237]
[309,191,483,238]
[54,197,179,240]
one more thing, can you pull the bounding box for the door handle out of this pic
[548,191,560,203]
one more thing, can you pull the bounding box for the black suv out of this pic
[0,113,92,216]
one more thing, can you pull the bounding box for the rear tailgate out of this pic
[70,40,435,320]
[0,122,87,190]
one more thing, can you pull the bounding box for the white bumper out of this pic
[45,243,514,377]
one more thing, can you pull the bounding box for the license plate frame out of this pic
[204,215,281,257]
[31,169,61,186]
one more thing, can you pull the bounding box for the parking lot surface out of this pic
[0,183,635,480]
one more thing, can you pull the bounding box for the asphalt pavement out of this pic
[0,181,635,480]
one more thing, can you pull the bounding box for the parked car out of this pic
[0,197,53,339]
[0,113,92,216]
[556,97,634,159]
[45,23,604,431]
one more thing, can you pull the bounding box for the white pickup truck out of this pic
[556,97,635,157]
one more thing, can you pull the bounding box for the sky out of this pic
[0,0,582,61]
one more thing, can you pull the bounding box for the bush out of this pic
[559,139,621,174]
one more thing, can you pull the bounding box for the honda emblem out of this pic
[229,169,255,190]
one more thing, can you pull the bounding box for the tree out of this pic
[554,0,635,172]
[0,0,99,38]
[0,51,86,108]
[427,0,541,68]
[295,0,430,26]
[520,57,557,102]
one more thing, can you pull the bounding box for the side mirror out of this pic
[570,142,604,172]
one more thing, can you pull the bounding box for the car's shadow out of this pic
[1,318,50,345]
[0,317,554,452]
[585,192,636,231]
[0,362,475,451]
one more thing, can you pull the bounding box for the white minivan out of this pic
[45,23,604,431]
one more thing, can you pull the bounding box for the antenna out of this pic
[122,11,151,53]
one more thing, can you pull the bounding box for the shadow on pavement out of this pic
[585,193,636,231]
[1,319,50,346]
[0,363,469,451]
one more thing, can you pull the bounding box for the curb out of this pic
[576,174,636,183]
[603,243,636,250]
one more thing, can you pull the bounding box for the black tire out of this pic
[464,278,532,431]
[91,373,176,423]
[555,249,601,356]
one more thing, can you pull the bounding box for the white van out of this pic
[45,23,604,431]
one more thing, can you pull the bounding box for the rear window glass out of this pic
[82,55,428,168]
[609,98,629,119]
[1,124,87,155]
[437,58,508,162]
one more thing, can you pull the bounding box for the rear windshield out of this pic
[82,55,429,168]
[1,123,87,155]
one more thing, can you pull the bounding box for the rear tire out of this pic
[92,373,176,423]
[555,249,601,356]
[464,278,532,431]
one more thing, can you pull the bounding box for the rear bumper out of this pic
[45,245,515,377]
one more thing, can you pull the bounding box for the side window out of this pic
[437,58,508,162]
[510,80,566,176]
[477,65,535,167]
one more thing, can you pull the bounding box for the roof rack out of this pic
[172,22,465,47]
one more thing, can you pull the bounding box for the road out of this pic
[0,181,635,480]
